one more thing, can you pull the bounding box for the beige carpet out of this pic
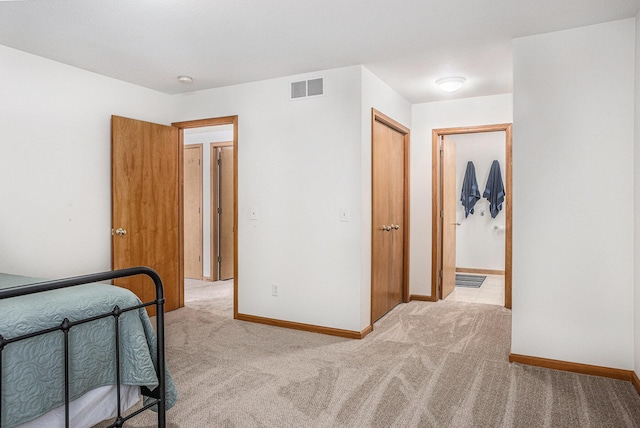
[98,280,640,427]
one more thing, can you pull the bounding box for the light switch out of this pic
[250,205,259,220]
[339,208,350,222]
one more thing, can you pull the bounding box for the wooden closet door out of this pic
[387,126,405,310]
[184,144,203,279]
[372,119,405,322]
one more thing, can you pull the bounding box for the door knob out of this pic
[380,225,391,231]
[392,224,400,230]
[115,228,127,236]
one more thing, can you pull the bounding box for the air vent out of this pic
[307,78,323,96]
[290,78,324,99]
[291,81,307,99]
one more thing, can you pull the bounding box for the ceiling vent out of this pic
[290,78,324,99]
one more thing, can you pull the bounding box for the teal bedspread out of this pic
[0,273,177,428]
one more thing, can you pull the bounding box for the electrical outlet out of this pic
[272,284,278,297]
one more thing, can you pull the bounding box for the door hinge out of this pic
[218,207,222,214]
[218,256,222,263]
[111,228,114,236]
[198,207,201,214]
[440,210,444,218]
[218,158,222,166]
[440,149,444,157]
[198,159,201,166]
[439,269,443,279]
[198,256,201,262]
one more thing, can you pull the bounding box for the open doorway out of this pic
[432,124,512,309]
[182,126,234,281]
[173,116,239,317]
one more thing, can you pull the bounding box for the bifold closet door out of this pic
[372,119,405,323]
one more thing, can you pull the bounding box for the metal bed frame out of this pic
[0,266,166,428]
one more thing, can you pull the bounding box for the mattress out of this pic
[0,273,177,428]
[18,384,140,428]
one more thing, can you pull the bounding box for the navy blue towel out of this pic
[460,161,481,218]
[483,160,505,218]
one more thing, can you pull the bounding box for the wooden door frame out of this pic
[210,141,234,281]
[370,109,411,325]
[431,123,512,309]
[173,117,239,318]
[184,144,204,280]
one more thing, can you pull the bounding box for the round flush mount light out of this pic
[435,76,466,92]
[178,76,193,84]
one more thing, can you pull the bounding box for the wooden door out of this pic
[219,146,234,280]
[111,116,183,313]
[372,117,406,322]
[441,136,457,299]
[184,144,203,279]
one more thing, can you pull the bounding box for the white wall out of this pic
[0,45,175,278]
[173,66,366,331]
[513,19,635,369]
[184,125,234,279]
[634,11,640,378]
[360,67,412,329]
[410,94,513,296]
[453,132,506,271]
[0,51,410,332]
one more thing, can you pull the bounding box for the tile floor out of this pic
[444,273,505,306]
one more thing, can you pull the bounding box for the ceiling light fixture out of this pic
[178,76,193,84]
[436,76,466,92]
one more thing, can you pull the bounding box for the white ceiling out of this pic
[0,0,638,103]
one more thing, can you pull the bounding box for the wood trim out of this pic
[370,108,411,324]
[360,325,373,339]
[456,267,505,276]
[210,141,233,148]
[434,123,513,136]
[504,124,513,309]
[173,116,238,129]
[373,111,410,134]
[509,353,634,382]
[410,294,437,302]
[236,313,372,339]
[210,145,219,281]
[403,124,411,304]
[232,118,239,319]
[173,116,239,318]
[432,124,512,309]
[177,129,185,307]
[632,372,640,395]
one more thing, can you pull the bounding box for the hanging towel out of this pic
[483,160,505,218]
[460,161,481,218]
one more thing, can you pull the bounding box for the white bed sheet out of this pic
[18,384,141,428]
